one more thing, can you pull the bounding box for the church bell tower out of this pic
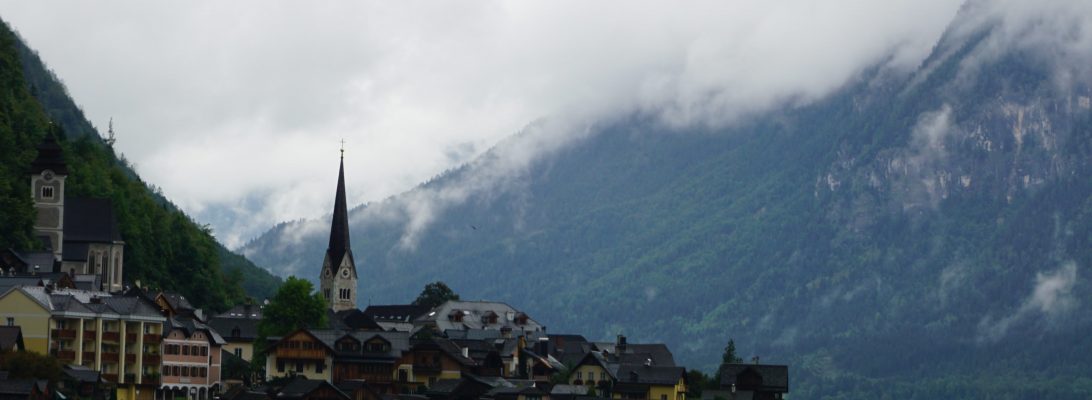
[319,147,358,312]
[31,132,68,261]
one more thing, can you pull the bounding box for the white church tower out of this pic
[30,133,67,261]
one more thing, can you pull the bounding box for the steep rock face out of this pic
[243,7,1092,397]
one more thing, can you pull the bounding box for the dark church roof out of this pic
[324,157,355,273]
[64,198,123,243]
[31,133,67,175]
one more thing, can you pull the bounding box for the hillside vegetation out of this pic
[243,8,1092,398]
[0,19,281,310]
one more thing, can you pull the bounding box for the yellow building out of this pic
[0,287,52,353]
[265,329,336,382]
[0,286,167,400]
[611,365,687,400]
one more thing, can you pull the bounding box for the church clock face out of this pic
[341,268,350,278]
[43,171,54,181]
[325,269,332,278]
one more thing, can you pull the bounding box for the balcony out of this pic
[125,353,137,363]
[142,375,160,385]
[53,329,77,339]
[56,350,76,361]
[275,348,326,360]
[102,352,119,362]
[102,332,120,342]
[102,374,118,383]
[82,351,96,361]
[412,364,441,374]
[143,354,161,364]
[83,331,97,340]
[126,333,137,342]
[124,373,136,383]
[143,334,161,344]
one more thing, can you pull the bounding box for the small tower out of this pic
[30,132,68,261]
[319,147,358,312]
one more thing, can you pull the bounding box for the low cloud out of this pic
[977,262,1079,344]
[0,1,965,246]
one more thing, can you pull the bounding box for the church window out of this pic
[41,186,54,199]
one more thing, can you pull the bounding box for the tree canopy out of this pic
[259,276,328,337]
[411,281,460,309]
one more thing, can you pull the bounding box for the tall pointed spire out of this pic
[321,144,358,312]
[327,152,352,266]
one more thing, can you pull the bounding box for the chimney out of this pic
[616,334,627,353]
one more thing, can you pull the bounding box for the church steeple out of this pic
[327,154,352,266]
[320,146,358,312]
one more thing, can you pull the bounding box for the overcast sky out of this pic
[0,1,965,248]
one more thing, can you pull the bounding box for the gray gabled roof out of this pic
[616,364,685,386]
[209,317,261,341]
[417,301,544,333]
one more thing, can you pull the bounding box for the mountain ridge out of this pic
[241,5,1092,397]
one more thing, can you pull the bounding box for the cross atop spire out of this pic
[340,138,345,159]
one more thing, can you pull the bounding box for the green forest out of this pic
[0,19,280,311]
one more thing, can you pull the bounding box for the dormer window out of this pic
[41,186,54,199]
[449,310,463,322]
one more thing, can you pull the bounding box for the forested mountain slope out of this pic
[243,6,1092,398]
[0,19,281,309]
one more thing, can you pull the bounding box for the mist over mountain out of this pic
[242,2,1092,397]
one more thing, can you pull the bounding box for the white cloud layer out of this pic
[0,1,965,247]
[977,262,1079,344]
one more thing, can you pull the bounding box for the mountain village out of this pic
[0,136,787,400]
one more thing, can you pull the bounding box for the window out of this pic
[231,328,241,337]
[191,367,198,377]
[162,366,169,376]
[6,318,13,326]
[661,395,667,400]
[234,348,242,357]
[277,360,285,372]
[182,345,189,356]
[41,186,54,199]
[576,371,582,380]
[316,362,325,373]
[182,366,189,377]
[201,346,208,356]
[295,362,303,372]
[324,289,331,300]
[200,367,207,377]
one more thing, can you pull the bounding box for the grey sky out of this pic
[0,1,964,247]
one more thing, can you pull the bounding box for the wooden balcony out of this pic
[125,333,137,342]
[102,332,120,342]
[53,329,77,339]
[82,351,96,361]
[143,334,161,344]
[102,352,119,362]
[102,374,118,383]
[83,331,97,340]
[275,348,327,360]
[125,353,137,363]
[143,354,161,364]
[143,375,160,385]
[412,364,441,374]
[56,350,76,360]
